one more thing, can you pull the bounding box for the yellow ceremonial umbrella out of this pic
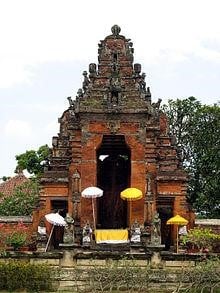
[120,188,143,229]
[167,215,188,253]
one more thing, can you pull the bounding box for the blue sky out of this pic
[0,0,220,178]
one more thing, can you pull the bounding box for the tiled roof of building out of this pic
[0,172,29,197]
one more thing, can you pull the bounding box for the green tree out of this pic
[1,176,11,182]
[0,180,39,216]
[190,104,220,217]
[163,97,220,217]
[15,144,50,177]
[162,96,201,165]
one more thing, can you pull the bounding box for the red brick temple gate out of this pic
[38,25,194,247]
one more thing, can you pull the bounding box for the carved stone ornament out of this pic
[72,169,81,193]
[89,63,97,78]
[77,88,83,98]
[139,73,146,92]
[107,121,120,134]
[146,173,153,200]
[82,71,90,93]
[134,63,141,76]
[145,87,151,101]
[111,24,121,36]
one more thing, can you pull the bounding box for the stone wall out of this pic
[195,219,220,234]
[0,250,219,292]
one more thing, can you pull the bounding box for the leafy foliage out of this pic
[15,144,50,177]
[182,227,220,252]
[176,258,220,293]
[1,176,11,182]
[0,180,39,216]
[163,97,220,217]
[72,257,220,293]
[0,261,54,291]
[190,104,220,216]
[162,96,201,165]
[0,222,29,250]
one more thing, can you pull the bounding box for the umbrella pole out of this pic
[176,225,179,253]
[45,224,54,252]
[129,201,132,230]
[92,198,96,229]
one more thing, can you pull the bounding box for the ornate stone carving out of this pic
[82,221,93,245]
[139,73,146,92]
[112,61,119,76]
[134,63,141,76]
[52,136,58,147]
[72,169,81,193]
[124,40,134,62]
[37,220,48,251]
[67,96,76,117]
[151,212,161,245]
[67,96,74,108]
[82,71,90,93]
[145,87,151,102]
[97,41,105,62]
[77,88,83,98]
[152,98,162,111]
[130,220,141,243]
[89,63,97,78]
[63,214,74,244]
[107,121,120,134]
[151,98,162,120]
[111,24,121,36]
[144,173,154,223]
[72,170,81,222]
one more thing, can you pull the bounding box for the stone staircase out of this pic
[91,242,131,252]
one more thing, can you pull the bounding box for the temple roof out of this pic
[0,172,29,199]
[66,25,158,116]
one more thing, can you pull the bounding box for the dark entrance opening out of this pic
[97,135,131,229]
[51,200,68,249]
[157,197,174,250]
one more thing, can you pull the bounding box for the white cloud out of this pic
[0,0,220,88]
[197,47,220,63]
[4,120,32,138]
[22,103,65,114]
[0,0,220,178]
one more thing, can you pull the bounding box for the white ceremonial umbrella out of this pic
[81,186,103,228]
[44,212,67,252]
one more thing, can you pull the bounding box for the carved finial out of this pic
[82,71,90,93]
[146,87,151,102]
[152,98,162,110]
[140,73,146,92]
[77,88,83,98]
[67,96,74,107]
[89,63,97,77]
[134,63,141,76]
[111,25,121,36]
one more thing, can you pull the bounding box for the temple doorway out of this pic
[97,135,131,229]
[51,200,67,249]
[157,198,174,250]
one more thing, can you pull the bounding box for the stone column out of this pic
[144,173,154,223]
[72,169,81,244]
